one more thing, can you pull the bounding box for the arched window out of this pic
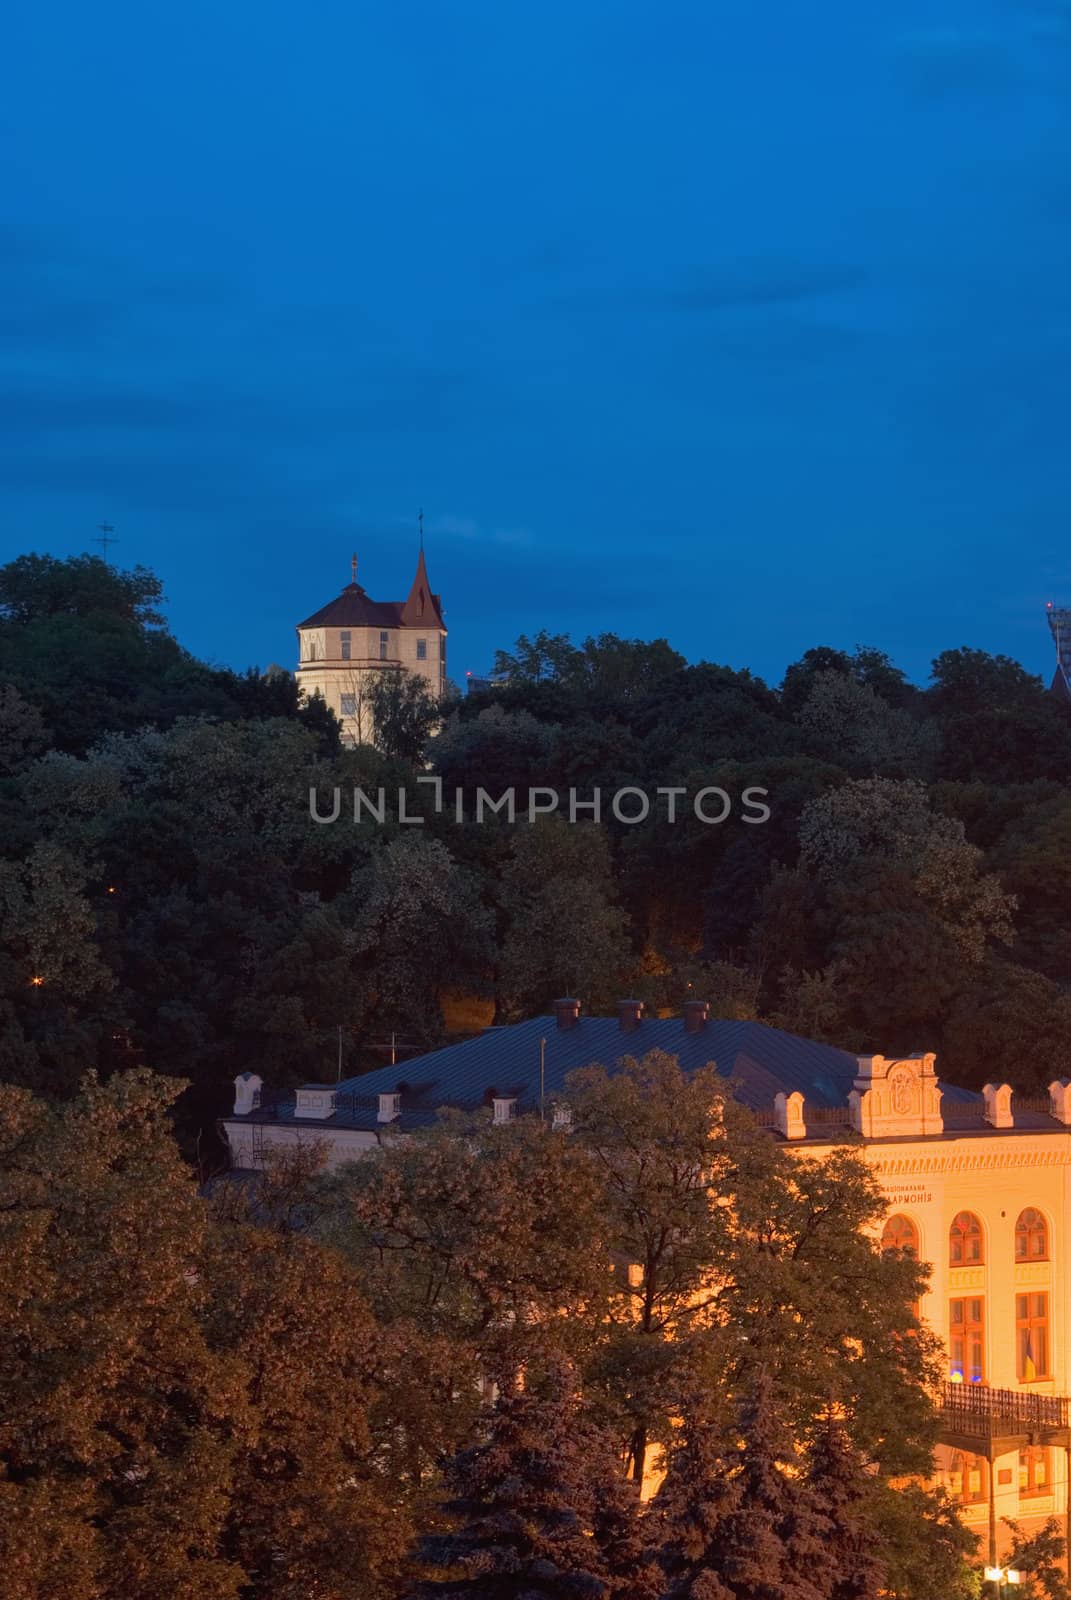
[1016,1208,1049,1262]
[882,1215,919,1258]
[950,1212,984,1266]
[947,1449,988,1504]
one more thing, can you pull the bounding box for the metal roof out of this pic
[336,1015,864,1118]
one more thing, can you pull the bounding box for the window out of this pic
[1016,1292,1050,1381]
[949,1297,985,1383]
[340,694,356,716]
[882,1215,919,1257]
[950,1212,984,1265]
[1019,1447,1050,1498]
[440,636,446,659]
[416,638,427,661]
[379,630,388,661]
[1016,1208,1048,1262]
[340,629,351,661]
[947,1450,988,1504]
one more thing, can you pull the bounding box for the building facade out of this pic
[223,1002,1071,1561]
[295,549,446,745]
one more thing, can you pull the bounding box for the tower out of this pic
[295,544,447,745]
[1046,602,1071,701]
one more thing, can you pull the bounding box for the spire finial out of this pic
[418,508,424,551]
[351,551,357,584]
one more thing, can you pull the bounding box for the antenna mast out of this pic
[94,522,119,562]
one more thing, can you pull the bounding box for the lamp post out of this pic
[984,1566,1023,1599]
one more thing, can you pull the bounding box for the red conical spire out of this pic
[400,527,444,628]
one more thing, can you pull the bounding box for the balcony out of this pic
[940,1381,1071,1451]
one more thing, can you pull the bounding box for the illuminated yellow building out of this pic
[295,546,446,745]
[223,1002,1071,1562]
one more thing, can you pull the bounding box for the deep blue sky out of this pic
[4,0,1070,687]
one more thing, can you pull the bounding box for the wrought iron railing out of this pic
[940,1381,1070,1438]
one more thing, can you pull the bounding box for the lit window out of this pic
[950,1212,984,1266]
[947,1450,987,1504]
[882,1215,919,1258]
[416,638,427,661]
[341,629,351,661]
[1016,1208,1048,1262]
[1016,1292,1050,1381]
[949,1297,985,1383]
[1019,1447,1050,1498]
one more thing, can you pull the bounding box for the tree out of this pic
[654,1372,829,1600]
[0,1070,245,1600]
[202,1197,406,1600]
[805,1421,886,1600]
[497,819,629,1018]
[798,778,1015,964]
[1001,1517,1069,1600]
[565,1053,745,1483]
[323,1114,611,1389]
[0,1071,406,1600]
[795,671,932,779]
[865,1481,978,1600]
[366,668,442,762]
[940,956,1071,1089]
[0,552,166,627]
[0,683,49,775]
[927,649,1071,784]
[493,629,685,701]
[409,1368,655,1600]
[348,833,493,1040]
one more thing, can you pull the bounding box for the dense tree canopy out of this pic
[4,548,1071,1140]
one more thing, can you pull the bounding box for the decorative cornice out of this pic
[869,1146,1071,1179]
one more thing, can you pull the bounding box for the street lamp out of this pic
[984,1567,1023,1598]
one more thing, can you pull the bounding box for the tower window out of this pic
[416,639,427,661]
[340,629,351,661]
[340,695,356,716]
[379,631,389,661]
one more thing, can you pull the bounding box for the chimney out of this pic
[232,1072,263,1115]
[493,1096,517,1125]
[617,999,644,1033]
[982,1082,1014,1129]
[682,1000,709,1034]
[377,1091,402,1124]
[553,998,581,1031]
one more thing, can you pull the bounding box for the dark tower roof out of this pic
[400,548,444,629]
[296,552,446,632]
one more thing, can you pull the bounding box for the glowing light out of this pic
[107,886,117,894]
[30,975,44,987]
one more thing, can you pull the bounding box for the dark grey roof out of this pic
[336,1015,864,1116]
[236,1012,1071,1141]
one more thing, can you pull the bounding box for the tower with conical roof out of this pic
[295,542,446,745]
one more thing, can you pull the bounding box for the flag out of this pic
[1022,1330,1037,1383]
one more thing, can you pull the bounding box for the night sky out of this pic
[4,1,1070,687]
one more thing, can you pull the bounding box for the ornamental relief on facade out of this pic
[871,1147,1071,1179]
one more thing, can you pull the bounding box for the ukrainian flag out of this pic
[1022,1330,1037,1383]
